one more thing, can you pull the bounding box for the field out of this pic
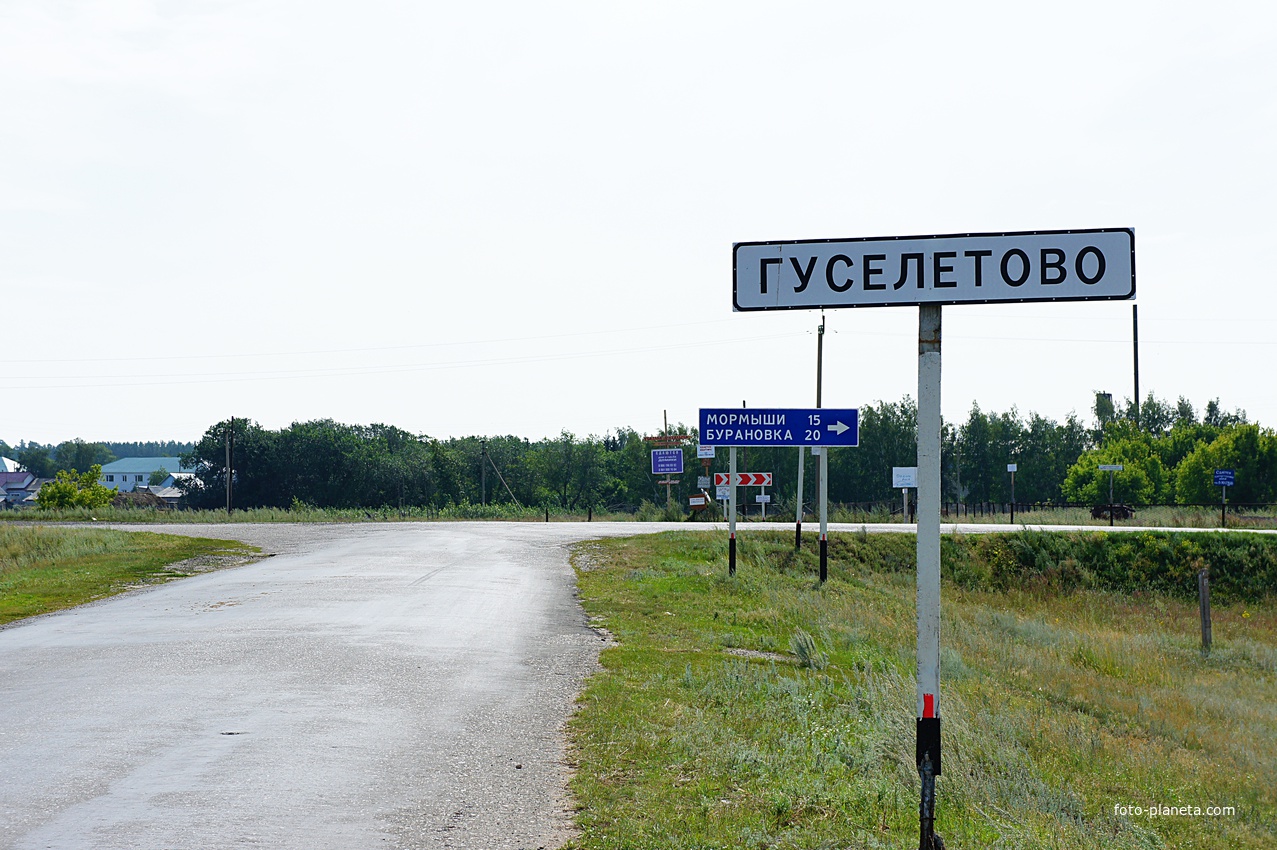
[567,530,1276,849]
[0,525,260,625]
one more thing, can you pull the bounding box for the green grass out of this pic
[818,503,1277,530]
[0,503,641,523]
[0,525,260,624]
[567,530,1276,849]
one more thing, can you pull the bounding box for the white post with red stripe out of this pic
[916,304,943,847]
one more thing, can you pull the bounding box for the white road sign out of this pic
[1098,464,1124,471]
[893,466,919,488]
[733,228,1134,311]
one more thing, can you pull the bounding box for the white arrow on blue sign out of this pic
[699,408,859,448]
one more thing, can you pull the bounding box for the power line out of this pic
[1,330,805,390]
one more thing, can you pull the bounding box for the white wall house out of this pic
[98,457,193,493]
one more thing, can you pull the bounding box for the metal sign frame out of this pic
[733,228,1134,312]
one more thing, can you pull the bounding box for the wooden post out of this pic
[1198,568,1212,656]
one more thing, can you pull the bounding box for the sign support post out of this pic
[916,304,943,850]
[819,448,829,583]
[1221,483,1227,529]
[795,449,805,550]
[1109,469,1116,527]
[729,447,737,576]
[1008,463,1017,525]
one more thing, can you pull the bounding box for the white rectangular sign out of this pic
[733,228,1134,311]
[1098,464,1124,471]
[1007,463,1018,473]
[716,485,731,500]
[697,444,716,459]
[756,494,771,504]
[893,466,919,489]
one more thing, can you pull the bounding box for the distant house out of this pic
[0,471,44,507]
[1,457,20,473]
[99,457,195,493]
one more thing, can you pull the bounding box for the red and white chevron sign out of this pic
[714,472,773,487]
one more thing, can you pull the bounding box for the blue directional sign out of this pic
[651,448,684,475]
[699,407,859,448]
[1214,469,1236,487]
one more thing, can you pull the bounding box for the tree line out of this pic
[8,392,1270,511]
[171,392,1271,512]
[2,440,195,478]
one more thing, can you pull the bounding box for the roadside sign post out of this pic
[893,467,918,525]
[916,304,943,846]
[702,408,856,583]
[1099,464,1123,526]
[1214,469,1235,528]
[729,448,737,576]
[818,447,829,582]
[731,227,1135,850]
[794,448,805,551]
[1007,463,1018,524]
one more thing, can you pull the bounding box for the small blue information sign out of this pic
[1214,469,1235,487]
[651,449,684,475]
[699,408,859,448]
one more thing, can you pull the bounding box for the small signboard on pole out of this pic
[1215,469,1235,527]
[697,444,716,459]
[651,449,684,475]
[893,466,919,488]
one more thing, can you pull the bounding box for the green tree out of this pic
[16,444,56,477]
[1061,421,1170,504]
[36,465,115,509]
[54,440,116,473]
[1174,425,1277,504]
[148,467,170,487]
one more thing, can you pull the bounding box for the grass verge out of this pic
[567,530,1275,849]
[0,525,260,625]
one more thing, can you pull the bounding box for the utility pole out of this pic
[225,416,233,516]
[1132,304,1141,429]
[481,440,488,506]
[797,314,825,549]
[664,409,672,509]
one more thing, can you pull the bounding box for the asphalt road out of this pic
[0,521,683,850]
[4,518,1267,850]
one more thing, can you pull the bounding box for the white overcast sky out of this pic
[4,0,1276,445]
